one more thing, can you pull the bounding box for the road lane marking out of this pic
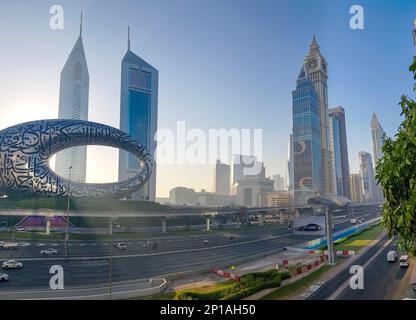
[329,237,393,300]
[5,232,292,262]
[18,243,30,247]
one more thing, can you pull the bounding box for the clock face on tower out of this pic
[307,60,318,71]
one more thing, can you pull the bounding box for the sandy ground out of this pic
[169,247,322,292]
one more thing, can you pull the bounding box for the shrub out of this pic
[280,271,292,281]
[177,270,283,300]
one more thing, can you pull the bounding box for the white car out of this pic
[0,273,9,282]
[400,255,410,267]
[2,260,23,269]
[387,250,398,262]
[40,248,58,255]
[115,243,127,250]
[15,226,25,232]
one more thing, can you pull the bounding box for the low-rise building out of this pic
[258,190,290,207]
[169,187,197,206]
[236,177,274,207]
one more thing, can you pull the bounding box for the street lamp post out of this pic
[65,165,72,257]
[108,218,114,300]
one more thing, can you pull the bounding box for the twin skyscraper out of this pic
[54,15,158,201]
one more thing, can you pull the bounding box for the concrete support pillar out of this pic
[45,219,51,235]
[280,211,283,224]
[258,215,264,227]
[161,217,167,233]
[109,219,113,235]
[205,217,211,232]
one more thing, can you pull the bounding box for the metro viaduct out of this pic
[0,202,381,234]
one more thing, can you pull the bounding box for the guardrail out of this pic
[303,217,381,250]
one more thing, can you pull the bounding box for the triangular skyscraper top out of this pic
[308,34,321,56]
[370,112,382,129]
[122,27,155,69]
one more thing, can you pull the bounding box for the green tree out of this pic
[376,60,416,256]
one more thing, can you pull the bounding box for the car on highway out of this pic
[115,242,127,250]
[40,248,58,255]
[400,255,410,267]
[204,240,209,245]
[0,242,18,250]
[387,250,398,262]
[2,260,23,269]
[298,223,323,232]
[0,273,9,282]
[15,226,25,232]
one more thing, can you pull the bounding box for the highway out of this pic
[0,211,380,296]
[0,215,363,259]
[308,237,416,300]
[338,240,416,300]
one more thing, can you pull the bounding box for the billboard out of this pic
[293,216,326,235]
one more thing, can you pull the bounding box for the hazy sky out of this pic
[0,0,415,197]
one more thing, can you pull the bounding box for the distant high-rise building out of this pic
[286,134,294,191]
[291,63,321,203]
[349,173,363,203]
[272,174,285,191]
[413,19,416,60]
[118,28,158,201]
[370,113,385,201]
[359,151,376,202]
[303,35,334,194]
[371,113,385,167]
[55,15,89,183]
[329,107,351,198]
[214,160,230,195]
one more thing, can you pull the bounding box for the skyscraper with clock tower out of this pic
[302,35,334,195]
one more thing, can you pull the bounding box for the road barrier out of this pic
[292,255,328,277]
[214,268,241,282]
[308,249,356,256]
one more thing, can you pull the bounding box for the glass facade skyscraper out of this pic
[359,151,376,202]
[118,30,158,201]
[329,106,351,198]
[370,112,385,201]
[292,65,321,202]
[55,18,89,183]
[370,113,385,167]
[303,35,334,195]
